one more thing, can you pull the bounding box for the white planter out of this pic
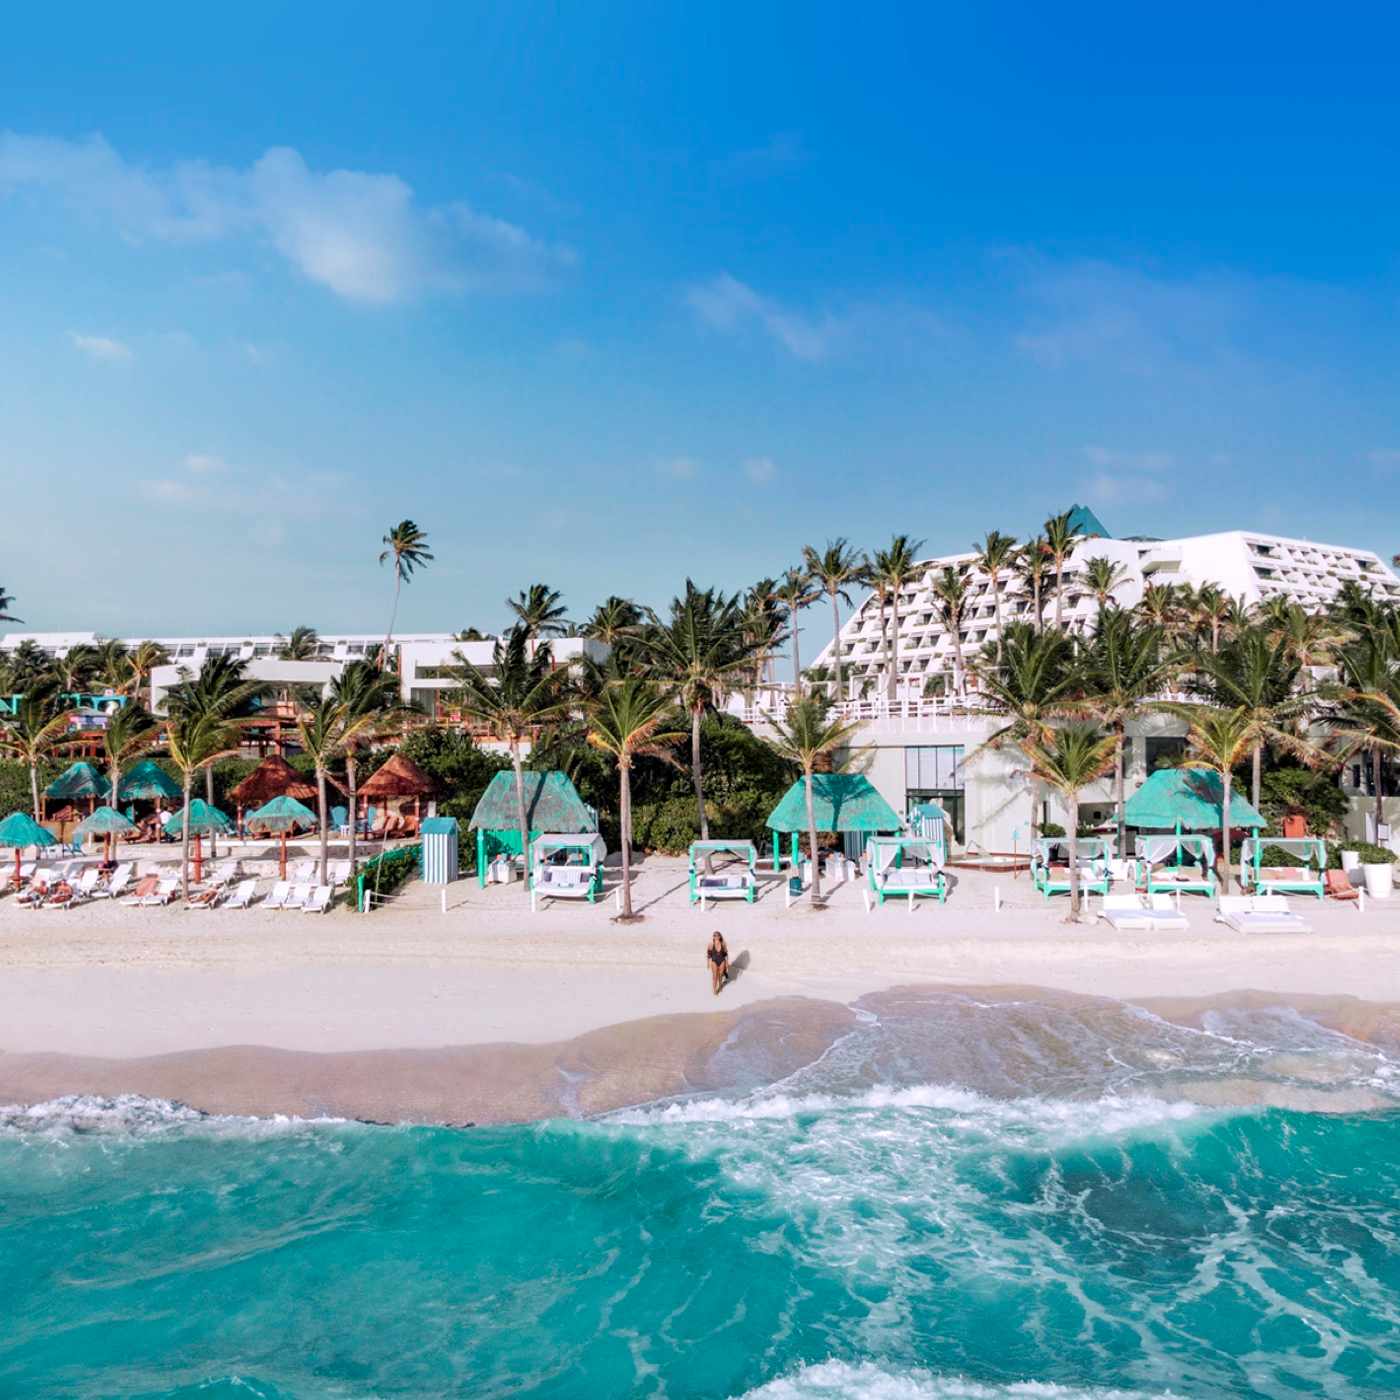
[1340,849,1360,873]
[1363,863,1394,899]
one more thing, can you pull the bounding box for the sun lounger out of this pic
[138,878,180,907]
[262,881,292,910]
[1098,894,1158,930]
[283,883,312,910]
[121,875,160,905]
[92,863,133,900]
[1325,869,1361,902]
[289,859,316,884]
[302,884,333,914]
[43,868,101,910]
[328,860,351,887]
[219,878,258,910]
[534,866,596,899]
[1215,894,1313,934]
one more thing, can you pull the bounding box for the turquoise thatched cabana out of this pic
[1124,769,1265,833]
[468,771,596,887]
[765,773,903,870]
[118,759,181,804]
[44,761,110,808]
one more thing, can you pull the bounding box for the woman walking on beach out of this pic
[707,931,730,996]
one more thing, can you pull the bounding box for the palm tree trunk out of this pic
[316,766,330,886]
[1374,745,1385,840]
[879,589,892,698]
[1220,769,1233,894]
[1251,742,1262,813]
[1054,562,1064,628]
[382,569,402,671]
[512,741,531,898]
[992,581,1003,662]
[887,593,902,701]
[791,620,803,697]
[829,590,844,701]
[1067,813,1080,917]
[619,761,634,918]
[205,764,217,859]
[690,706,710,843]
[951,632,966,700]
[347,752,359,878]
[1032,573,1042,631]
[180,774,193,901]
[29,762,40,820]
[804,767,822,902]
[1114,727,1127,860]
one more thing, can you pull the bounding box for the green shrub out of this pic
[1038,821,1066,838]
[357,845,420,908]
[1258,766,1350,839]
[1330,841,1396,867]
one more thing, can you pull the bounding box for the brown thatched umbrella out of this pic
[230,755,317,835]
[359,753,436,826]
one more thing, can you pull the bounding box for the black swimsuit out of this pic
[708,947,727,967]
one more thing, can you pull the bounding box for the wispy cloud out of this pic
[686,273,839,360]
[659,456,698,481]
[1076,445,1176,506]
[713,132,808,180]
[183,452,224,474]
[1,132,575,304]
[743,455,777,486]
[69,331,131,363]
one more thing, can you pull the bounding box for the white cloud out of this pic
[744,455,777,485]
[713,132,808,179]
[69,331,131,363]
[139,478,196,503]
[1076,446,1174,506]
[659,457,698,480]
[1,132,575,304]
[183,453,224,474]
[686,273,839,360]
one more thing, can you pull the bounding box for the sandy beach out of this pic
[3,854,1400,1122]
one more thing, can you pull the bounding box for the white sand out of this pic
[3,855,1399,1059]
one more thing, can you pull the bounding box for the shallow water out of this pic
[4,992,1400,1398]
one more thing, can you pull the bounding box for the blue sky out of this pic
[2,2,1398,644]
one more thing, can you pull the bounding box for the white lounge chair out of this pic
[262,881,292,910]
[328,860,351,887]
[283,883,312,910]
[1215,894,1313,934]
[302,884,333,914]
[139,878,180,907]
[92,863,132,900]
[289,859,316,885]
[534,866,595,899]
[221,879,258,910]
[17,869,56,906]
[1098,894,1157,930]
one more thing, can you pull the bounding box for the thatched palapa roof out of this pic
[1123,769,1265,831]
[360,753,436,799]
[45,761,110,801]
[766,774,902,833]
[230,755,317,805]
[469,771,594,833]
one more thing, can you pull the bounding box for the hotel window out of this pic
[905,744,965,842]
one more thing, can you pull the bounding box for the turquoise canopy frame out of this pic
[1240,836,1327,900]
[866,835,947,906]
[688,840,757,904]
[1030,836,1113,901]
[529,833,606,902]
[1134,832,1216,896]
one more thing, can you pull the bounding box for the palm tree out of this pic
[292,695,342,888]
[867,535,925,700]
[1165,704,1259,893]
[1018,536,1050,631]
[973,530,1018,661]
[1330,637,1400,840]
[0,686,73,817]
[1266,605,1351,669]
[1072,610,1173,856]
[1082,556,1129,612]
[740,578,787,699]
[507,583,568,640]
[1042,511,1082,629]
[451,628,574,897]
[1191,584,1233,654]
[279,626,321,660]
[969,623,1079,843]
[929,566,971,697]
[100,702,159,825]
[0,640,50,695]
[1019,723,1117,917]
[774,566,820,696]
[763,697,860,905]
[165,709,243,901]
[329,659,412,879]
[584,675,686,920]
[48,644,99,695]
[1136,582,1179,633]
[802,539,864,701]
[641,582,758,846]
[125,641,170,700]
[0,587,22,623]
[1188,627,1316,810]
[581,596,642,650]
[379,520,434,670]
[94,639,130,694]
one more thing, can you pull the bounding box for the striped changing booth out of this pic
[420,816,459,884]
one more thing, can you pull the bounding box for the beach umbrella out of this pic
[164,799,234,884]
[0,810,58,884]
[117,759,181,803]
[74,804,138,863]
[245,795,318,880]
[44,761,111,819]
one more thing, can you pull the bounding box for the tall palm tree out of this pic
[49,644,99,695]
[279,625,321,660]
[763,697,860,906]
[972,530,1018,662]
[641,582,758,846]
[1165,704,1259,894]
[867,535,925,700]
[581,596,642,650]
[451,628,574,897]
[125,641,170,700]
[0,640,50,694]
[0,686,73,817]
[329,659,413,879]
[1042,511,1082,629]
[507,583,568,640]
[774,565,820,696]
[0,587,22,623]
[1072,610,1173,856]
[802,539,864,701]
[292,696,343,888]
[1082,556,1129,612]
[379,520,434,670]
[930,566,972,697]
[1188,627,1315,810]
[94,639,130,693]
[165,709,243,901]
[1267,605,1351,669]
[1330,637,1400,840]
[1136,582,1180,634]
[1192,584,1233,654]
[1018,536,1050,631]
[969,623,1079,843]
[100,702,159,825]
[584,675,686,920]
[740,578,787,699]
[1019,722,1117,917]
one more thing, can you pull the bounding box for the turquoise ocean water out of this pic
[5,992,1400,1398]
